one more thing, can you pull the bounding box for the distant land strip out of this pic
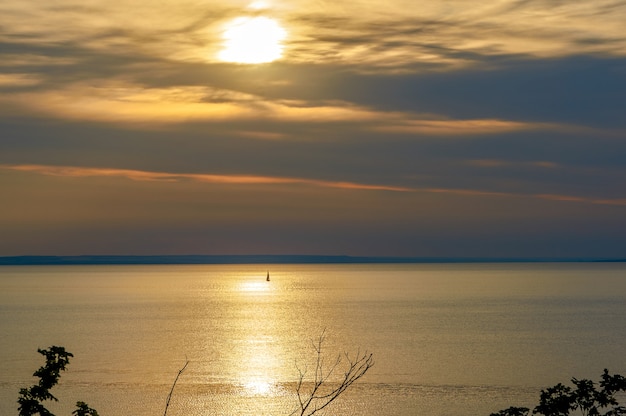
[0,255,624,265]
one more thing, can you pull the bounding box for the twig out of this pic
[291,331,374,416]
[163,359,189,416]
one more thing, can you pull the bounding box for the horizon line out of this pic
[0,254,624,266]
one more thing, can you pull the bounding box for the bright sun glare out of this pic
[243,379,274,396]
[218,16,287,64]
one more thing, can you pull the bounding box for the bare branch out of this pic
[163,359,189,416]
[292,332,374,416]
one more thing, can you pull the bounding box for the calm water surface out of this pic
[1,263,625,415]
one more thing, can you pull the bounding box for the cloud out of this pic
[1,75,555,137]
[371,118,549,136]
[0,73,43,87]
[2,0,625,77]
[1,164,413,192]
[284,0,626,70]
[2,10,625,130]
[1,111,623,204]
[283,55,626,129]
[467,159,559,169]
[3,164,625,207]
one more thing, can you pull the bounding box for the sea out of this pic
[1,263,625,416]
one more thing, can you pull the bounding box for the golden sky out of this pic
[1,0,625,257]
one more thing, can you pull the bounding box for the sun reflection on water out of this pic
[238,279,272,294]
[229,271,287,403]
[241,378,276,396]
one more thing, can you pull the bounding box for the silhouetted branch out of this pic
[291,330,373,416]
[163,359,189,416]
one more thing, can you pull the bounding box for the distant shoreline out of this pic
[0,255,624,265]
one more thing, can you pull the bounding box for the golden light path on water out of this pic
[235,273,283,398]
[218,1,287,65]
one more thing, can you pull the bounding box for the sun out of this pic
[218,16,287,64]
[218,17,286,64]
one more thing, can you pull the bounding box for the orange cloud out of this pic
[3,164,625,206]
[2,164,411,192]
[534,194,626,206]
[0,83,388,126]
[372,118,545,136]
[468,159,560,168]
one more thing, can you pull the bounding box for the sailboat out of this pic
[266,271,270,281]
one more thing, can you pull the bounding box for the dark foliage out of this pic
[491,370,626,416]
[72,402,99,416]
[17,346,98,416]
[491,406,532,416]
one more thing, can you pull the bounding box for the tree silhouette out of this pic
[17,346,99,416]
[491,369,626,416]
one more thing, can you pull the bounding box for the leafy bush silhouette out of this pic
[491,369,626,416]
[17,346,99,416]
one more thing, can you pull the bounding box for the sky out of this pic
[1,0,625,258]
